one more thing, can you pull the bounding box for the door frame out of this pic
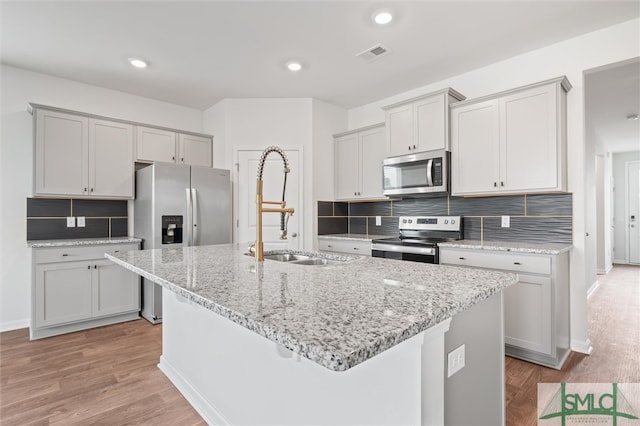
[625,160,640,264]
[232,146,304,247]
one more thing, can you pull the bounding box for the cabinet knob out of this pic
[514,262,522,265]
[90,188,94,192]
[94,265,97,269]
[84,187,87,192]
[459,257,466,260]
[500,181,504,187]
[412,145,416,150]
[327,245,333,248]
[353,247,359,250]
[181,157,184,162]
[62,253,68,257]
[172,156,175,161]
[408,145,411,151]
[493,182,497,187]
[87,265,91,269]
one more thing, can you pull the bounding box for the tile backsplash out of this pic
[318,193,572,244]
[27,198,128,240]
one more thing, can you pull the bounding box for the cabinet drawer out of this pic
[34,243,139,264]
[440,248,551,274]
[318,238,371,255]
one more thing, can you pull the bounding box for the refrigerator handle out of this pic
[191,188,199,246]
[185,188,192,246]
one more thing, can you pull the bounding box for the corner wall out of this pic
[0,65,204,331]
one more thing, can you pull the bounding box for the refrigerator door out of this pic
[190,166,232,245]
[151,162,192,248]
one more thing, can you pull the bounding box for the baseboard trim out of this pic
[571,338,593,355]
[0,319,30,333]
[159,355,228,426]
[587,280,600,299]
[596,264,613,275]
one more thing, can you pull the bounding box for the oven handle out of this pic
[372,243,436,256]
[426,159,433,187]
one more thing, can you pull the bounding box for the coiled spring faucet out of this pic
[251,146,295,261]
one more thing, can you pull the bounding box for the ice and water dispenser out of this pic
[162,215,183,244]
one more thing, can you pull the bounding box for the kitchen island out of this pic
[107,244,517,425]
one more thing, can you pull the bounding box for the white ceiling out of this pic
[1,1,639,111]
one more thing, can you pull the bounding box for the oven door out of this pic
[371,243,439,264]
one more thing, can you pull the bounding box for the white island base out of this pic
[159,289,452,426]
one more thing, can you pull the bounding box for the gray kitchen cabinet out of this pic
[334,123,385,200]
[439,247,570,369]
[451,76,571,196]
[33,107,134,198]
[383,88,465,156]
[31,243,140,339]
[318,237,371,256]
[136,126,212,167]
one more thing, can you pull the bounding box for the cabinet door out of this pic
[178,134,212,167]
[359,127,386,198]
[89,119,134,198]
[335,134,360,199]
[35,261,93,327]
[504,274,553,355]
[414,94,446,152]
[386,104,413,156]
[500,84,558,192]
[450,100,500,195]
[34,109,88,196]
[92,259,140,317]
[136,126,176,163]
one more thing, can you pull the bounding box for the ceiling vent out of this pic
[356,44,390,61]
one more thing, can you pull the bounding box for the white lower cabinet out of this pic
[440,247,570,369]
[318,238,371,256]
[31,243,140,339]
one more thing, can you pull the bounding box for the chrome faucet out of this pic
[250,146,295,261]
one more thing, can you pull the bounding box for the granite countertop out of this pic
[107,243,517,372]
[438,240,572,255]
[317,234,390,241]
[28,237,142,248]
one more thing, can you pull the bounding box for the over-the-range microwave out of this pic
[382,149,450,197]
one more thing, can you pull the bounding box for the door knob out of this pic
[291,232,298,237]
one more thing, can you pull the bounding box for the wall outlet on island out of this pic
[77,216,86,227]
[376,216,381,226]
[448,344,466,377]
[501,215,510,228]
[66,216,75,228]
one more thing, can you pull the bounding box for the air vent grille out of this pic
[356,44,390,61]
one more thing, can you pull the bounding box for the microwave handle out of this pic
[426,159,433,187]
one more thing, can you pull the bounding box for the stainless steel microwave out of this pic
[382,149,450,197]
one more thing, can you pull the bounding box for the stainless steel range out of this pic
[371,216,463,263]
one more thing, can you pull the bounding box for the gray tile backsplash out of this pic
[26,198,128,240]
[317,193,572,244]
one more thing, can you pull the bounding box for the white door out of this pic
[237,149,301,251]
[628,161,640,264]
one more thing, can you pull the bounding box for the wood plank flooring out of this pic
[1,265,638,425]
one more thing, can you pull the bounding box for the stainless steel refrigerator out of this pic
[134,163,231,323]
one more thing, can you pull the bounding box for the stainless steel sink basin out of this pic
[263,254,310,262]
[290,258,337,266]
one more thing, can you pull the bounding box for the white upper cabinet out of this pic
[451,76,570,196]
[178,133,212,167]
[334,123,386,200]
[34,108,133,198]
[136,126,212,167]
[383,88,465,157]
[136,126,176,163]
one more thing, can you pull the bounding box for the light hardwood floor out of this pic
[1,265,638,425]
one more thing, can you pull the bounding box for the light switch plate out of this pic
[376,216,382,226]
[77,216,86,227]
[66,217,76,228]
[448,344,465,377]
[501,215,510,228]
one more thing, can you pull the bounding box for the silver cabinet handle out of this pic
[426,159,433,187]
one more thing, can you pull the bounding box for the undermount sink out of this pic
[248,250,352,266]
[263,253,310,262]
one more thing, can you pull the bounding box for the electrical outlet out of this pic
[77,216,86,227]
[376,216,382,226]
[501,215,510,228]
[66,217,76,228]
[447,344,465,377]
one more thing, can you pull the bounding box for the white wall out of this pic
[203,98,346,251]
[0,65,204,331]
[346,18,640,354]
[612,151,640,263]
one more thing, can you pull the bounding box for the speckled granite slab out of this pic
[438,240,572,255]
[106,243,517,372]
[28,237,142,248]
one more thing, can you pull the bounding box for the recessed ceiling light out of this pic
[627,114,639,121]
[286,61,302,72]
[373,9,393,25]
[128,58,147,68]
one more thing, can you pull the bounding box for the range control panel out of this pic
[398,216,461,231]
